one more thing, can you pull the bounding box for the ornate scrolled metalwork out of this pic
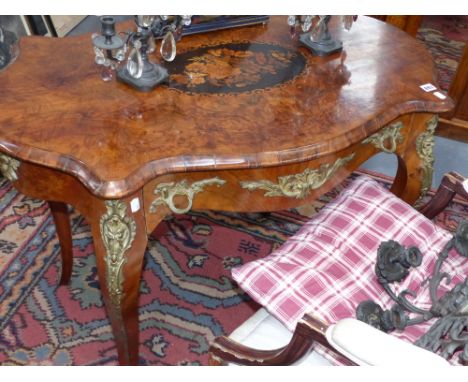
[374,240,422,284]
[357,219,468,364]
[100,200,137,309]
[416,115,438,198]
[240,153,355,199]
[150,177,226,214]
[0,152,20,182]
[362,122,404,154]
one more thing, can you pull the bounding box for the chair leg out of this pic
[209,314,340,366]
[419,172,467,219]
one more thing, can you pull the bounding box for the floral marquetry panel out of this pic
[169,42,306,93]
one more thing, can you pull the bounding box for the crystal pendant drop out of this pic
[160,31,176,62]
[311,16,326,41]
[302,15,313,33]
[94,46,106,65]
[287,15,296,26]
[289,25,298,39]
[147,34,156,54]
[126,41,143,79]
[137,15,155,28]
[114,47,126,62]
[100,66,113,82]
[181,15,192,26]
[342,15,354,31]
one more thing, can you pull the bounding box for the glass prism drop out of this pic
[160,31,176,62]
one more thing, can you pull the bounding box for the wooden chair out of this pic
[209,172,468,366]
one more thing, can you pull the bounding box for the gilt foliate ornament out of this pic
[416,115,438,198]
[100,200,136,308]
[150,177,226,214]
[0,153,20,182]
[362,122,404,154]
[240,153,355,199]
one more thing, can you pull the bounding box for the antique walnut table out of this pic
[0,16,454,365]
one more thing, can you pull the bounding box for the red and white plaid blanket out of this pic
[232,175,466,365]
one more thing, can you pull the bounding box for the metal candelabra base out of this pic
[117,62,169,92]
[299,33,343,56]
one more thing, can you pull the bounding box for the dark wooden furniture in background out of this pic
[373,15,468,142]
[439,42,468,142]
[372,15,423,37]
[0,16,453,365]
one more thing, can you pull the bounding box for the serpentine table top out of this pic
[0,16,454,365]
[0,16,452,199]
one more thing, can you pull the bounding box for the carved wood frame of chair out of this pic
[208,171,468,366]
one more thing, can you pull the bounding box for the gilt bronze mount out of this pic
[416,115,438,199]
[100,200,137,309]
[150,177,226,214]
[0,152,20,182]
[362,122,404,154]
[240,153,355,199]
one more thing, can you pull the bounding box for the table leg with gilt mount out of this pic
[396,113,439,205]
[4,159,152,365]
[90,194,148,366]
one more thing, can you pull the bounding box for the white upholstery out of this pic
[325,318,450,366]
[229,308,331,366]
[229,309,450,366]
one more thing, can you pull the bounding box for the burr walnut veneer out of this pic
[0,16,454,365]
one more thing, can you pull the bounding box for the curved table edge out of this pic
[0,97,454,199]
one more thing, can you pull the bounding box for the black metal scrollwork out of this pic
[356,220,468,364]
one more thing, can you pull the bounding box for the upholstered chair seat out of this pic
[210,173,468,366]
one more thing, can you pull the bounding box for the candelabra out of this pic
[92,15,192,92]
[287,15,356,56]
[356,220,468,363]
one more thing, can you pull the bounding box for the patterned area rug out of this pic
[0,172,467,365]
[417,15,468,91]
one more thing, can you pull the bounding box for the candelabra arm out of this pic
[381,282,432,318]
[429,238,454,305]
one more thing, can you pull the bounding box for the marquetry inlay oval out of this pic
[168,42,307,94]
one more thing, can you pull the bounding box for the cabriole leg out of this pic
[88,193,147,365]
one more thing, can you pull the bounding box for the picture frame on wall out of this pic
[0,15,32,38]
[26,16,57,37]
[49,16,87,37]
[0,15,57,38]
[182,15,269,36]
